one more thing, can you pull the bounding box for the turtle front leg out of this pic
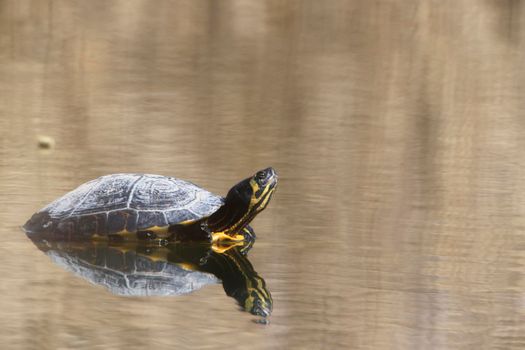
[210,225,255,243]
[209,225,256,254]
[210,231,245,243]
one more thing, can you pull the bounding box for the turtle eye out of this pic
[256,171,267,180]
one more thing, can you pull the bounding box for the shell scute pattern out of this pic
[78,214,106,237]
[42,179,98,219]
[75,174,141,215]
[46,248,219,296]
[36,174,225,235]
[108,210,138,233]
[191,194,224,217]
[165,209,197,224]
[137,211,167,229]
[129,176,198,211]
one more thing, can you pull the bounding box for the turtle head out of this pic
[229,167,278,222]
[209,168,278,234]
[246,167,278,214]
[243,278,273,319]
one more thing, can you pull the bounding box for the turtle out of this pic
[24,167,278,244]
[28,238,273,319]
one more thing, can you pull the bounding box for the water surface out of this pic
[1,1,525,349]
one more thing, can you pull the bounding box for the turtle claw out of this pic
[241,225,256,241]
[209,227,257,255]
[239,240,254,256]
[238,226,256,255]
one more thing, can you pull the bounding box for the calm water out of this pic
[2,1,525,349]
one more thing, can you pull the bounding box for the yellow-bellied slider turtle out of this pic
[29,239,273,319]
[24,168,277,243]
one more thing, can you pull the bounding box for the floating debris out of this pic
[37,135,55,149]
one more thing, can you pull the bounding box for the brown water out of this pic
[1,1,525,349]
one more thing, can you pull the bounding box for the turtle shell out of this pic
[43,242,220,297]
[24,174,224,239]
[28,239,272,317]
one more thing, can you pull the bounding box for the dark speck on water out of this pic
[37,136,55,149]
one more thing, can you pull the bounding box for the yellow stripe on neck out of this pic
[220,180,271,234]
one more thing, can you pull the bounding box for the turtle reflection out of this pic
[28,238,272,318]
